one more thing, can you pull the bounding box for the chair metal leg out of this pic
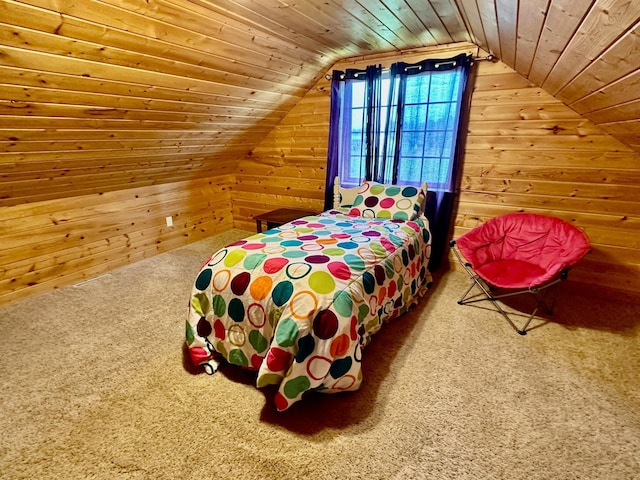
[461,278,566,334]
[457,277,478,304]
[458,275,525,334]
[451,242,568,335]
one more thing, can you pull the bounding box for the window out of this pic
[335,63,466,191]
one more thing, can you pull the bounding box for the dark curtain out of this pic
[361,65,383,182]
[431,58,476,270]
[324,71,343,210]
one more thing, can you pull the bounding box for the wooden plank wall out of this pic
[234,43,640,295]
[0,0,279,207]
[1,0,290,307]
[0,176,233,305]
[233,106,329,226]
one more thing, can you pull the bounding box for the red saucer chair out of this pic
[449,212,591,335]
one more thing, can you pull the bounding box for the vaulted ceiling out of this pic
[1,0,639,206]
[199,0,639,151]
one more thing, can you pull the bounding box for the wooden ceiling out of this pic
[200,0,639,150]
[457,0,640,151]
[1,0,639,205]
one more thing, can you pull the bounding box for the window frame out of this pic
[336,66,466,191]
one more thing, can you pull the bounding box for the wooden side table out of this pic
[254,208,316,233]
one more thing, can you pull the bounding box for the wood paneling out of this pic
[0,0,322,206]
[0,176,233,305]
[233,44,640,295]
[454,0,640,152]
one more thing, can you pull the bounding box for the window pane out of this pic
[397,157,422,184]
[405,75,429,104]
[443,130,454,158]
[424,131,447,157]
[429,71,458,102]
[425,103,450,131]
[350,134,362,156]
[400,131,425,157]
[351,82,365,108]
[420,159,437,181]
[351,108,364,131]
[448,102,460,125]
[403,104,427,130]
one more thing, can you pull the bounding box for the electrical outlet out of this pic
[165,216,173,227]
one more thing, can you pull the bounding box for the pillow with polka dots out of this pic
[348,181,426,221]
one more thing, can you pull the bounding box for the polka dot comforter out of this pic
[186,210,432,411]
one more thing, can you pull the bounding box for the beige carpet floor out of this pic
[1,229,639,480]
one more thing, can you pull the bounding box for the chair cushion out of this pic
[475,259,547,289]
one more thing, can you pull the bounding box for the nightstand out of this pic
[254,208,316,233]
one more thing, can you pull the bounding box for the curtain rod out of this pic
[324,54,495,80]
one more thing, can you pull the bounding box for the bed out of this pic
[186,179,433,411]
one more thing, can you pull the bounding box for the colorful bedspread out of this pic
[186,210,432,410]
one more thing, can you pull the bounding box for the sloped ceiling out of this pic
[452,0,639,151]
[197,0,640,150]
[1,0,639,205]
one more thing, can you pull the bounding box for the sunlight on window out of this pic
[339,68,464,190]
